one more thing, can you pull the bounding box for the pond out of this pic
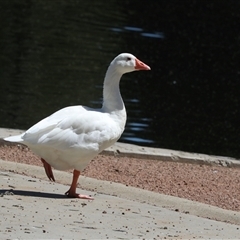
[0,1,240,158]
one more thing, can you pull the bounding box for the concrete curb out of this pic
[104,142,240,168]
[1,159,240,225]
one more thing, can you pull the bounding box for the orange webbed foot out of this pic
[65,169,94,200]
[65,190,94,200]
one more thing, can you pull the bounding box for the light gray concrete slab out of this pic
[1,168,240,239]
[1,127,240,239]
[0,128,24,139]
[1,159,240,225]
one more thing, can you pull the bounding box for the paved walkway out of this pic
[0,160,240,239]
[1,127,240,239]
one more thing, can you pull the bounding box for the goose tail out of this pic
[4,134,24,143]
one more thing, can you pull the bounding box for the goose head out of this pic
[110,53,151,74]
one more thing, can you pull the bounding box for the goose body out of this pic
[11,105,125,172]
[4,53,150,199]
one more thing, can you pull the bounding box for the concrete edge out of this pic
[1,127,240,168]
[103,142,240,168]
[1,159,240,225]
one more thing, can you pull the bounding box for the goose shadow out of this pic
[0,188,67,199]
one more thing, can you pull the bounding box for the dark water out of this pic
[0,1,240,158]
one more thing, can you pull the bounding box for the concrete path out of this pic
[0,160,240,239]
[1,127,240,239]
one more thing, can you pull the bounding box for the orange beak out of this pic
[135,58,151,70]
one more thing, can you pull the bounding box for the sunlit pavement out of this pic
[1,128,240,239]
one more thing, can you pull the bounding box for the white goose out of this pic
[4,53,150,199]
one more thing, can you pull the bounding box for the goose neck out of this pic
[102,66,125,112]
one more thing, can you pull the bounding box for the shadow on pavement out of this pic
[0,189,67,199]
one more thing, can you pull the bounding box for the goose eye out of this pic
[126,57,131,61]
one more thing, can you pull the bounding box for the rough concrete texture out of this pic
[0,160,240,239]
[1,127,240,239]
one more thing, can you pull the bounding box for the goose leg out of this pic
[41,158,55,181]
[65,169,94,200]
